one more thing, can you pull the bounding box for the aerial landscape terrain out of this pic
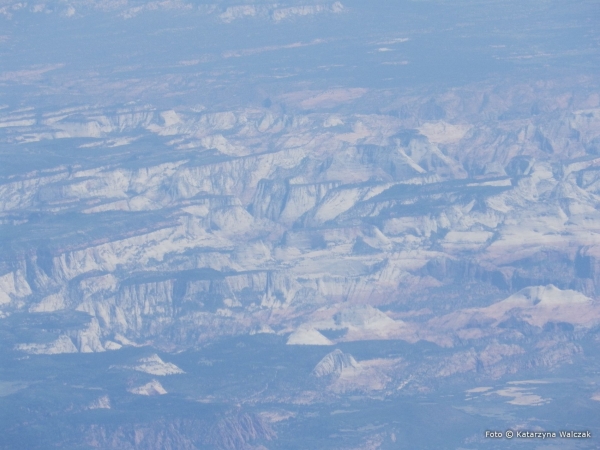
[0,0,599,448]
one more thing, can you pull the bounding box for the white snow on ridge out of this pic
[15,317,106,354]
[287,328,333,346]
[418,121,471,145]
[312,349,358,377]
[0,270,32,305]
[310,350,401,393]
[303,304,414,343]
[132,354,185,376]
[429,285,599,340]
[15,335,78,355]
[113,333,142,347]
[218,2,344,23]
[334,305,397,330]
[29,293,66,313]
[87,395,111,410]
[103,341,122,350]
[2,81,600,373]
[271,3,344,22]
[219,5,257,23]
[488,386,549,406]
[485,285,591,314]
[128,380,167,396]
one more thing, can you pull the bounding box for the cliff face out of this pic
[1,0,600,445]
[81,414,275,450]
[2,86,600,355]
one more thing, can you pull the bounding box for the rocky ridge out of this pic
[1,85,599,362]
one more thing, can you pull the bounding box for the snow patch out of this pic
[87,395,111,410]
[250,325,275,335]
[488,386,549,406]
[323,115,344,128]
[0,270,32,305]
[103,341,122,350]
[219,5,256,23]
[312,349,358,377]
[132,354,185,376]
[334,305,396,330]
[418,121,471,145]
[29,293,66,313]
[128,380,167,396]
[16,335,78,355]
[466,387,493,394]
[114,334,142,347]
[287,328,333,346]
